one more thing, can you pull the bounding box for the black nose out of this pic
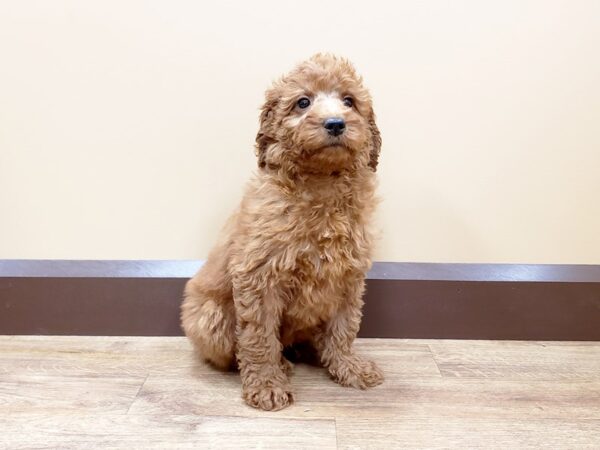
[323,118,346,136]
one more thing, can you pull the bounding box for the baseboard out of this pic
[1,260,599,340]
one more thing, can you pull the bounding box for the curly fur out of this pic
[181,54,383,411]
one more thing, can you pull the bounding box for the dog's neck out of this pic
[262,163,344,178]
[261,165,376,204]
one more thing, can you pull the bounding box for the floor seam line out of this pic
[427,343,444,377]
[126,374,149,414]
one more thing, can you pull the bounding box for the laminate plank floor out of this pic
[1,336,599,449]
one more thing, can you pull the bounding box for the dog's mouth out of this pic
[314,143,349,153]
[298,140,355,174]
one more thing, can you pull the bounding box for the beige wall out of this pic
[1,1,599,263]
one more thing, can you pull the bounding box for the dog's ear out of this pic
[368,112,382,171]
[255,96,278,169]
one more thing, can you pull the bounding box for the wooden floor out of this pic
[1,337,599,449]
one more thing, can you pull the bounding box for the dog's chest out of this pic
[277,189,370,308]
[239,174,376,329]
[277,204,368,332]
[298,210,362,274]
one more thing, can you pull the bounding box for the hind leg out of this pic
[181,276,236,370]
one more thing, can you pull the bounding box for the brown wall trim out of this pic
[1,260,599,340]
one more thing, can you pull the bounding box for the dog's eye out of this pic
[343,97,354,108]
[297,97,311,109]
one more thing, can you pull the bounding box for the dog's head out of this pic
[255,54,381,175]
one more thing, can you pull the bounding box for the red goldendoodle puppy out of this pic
[181,54,383,411]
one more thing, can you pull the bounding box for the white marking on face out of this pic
[314,92,343,117]
[287,115,304,127]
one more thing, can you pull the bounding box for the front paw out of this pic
[243,382,294,411]
[330,357,384,389]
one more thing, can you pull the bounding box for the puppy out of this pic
[181,54,383,411]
